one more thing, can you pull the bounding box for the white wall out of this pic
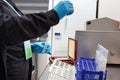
[99,0,120,21]
[48,0,97,55]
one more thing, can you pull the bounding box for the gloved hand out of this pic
[31,42,52,55]
[53,1,74,20]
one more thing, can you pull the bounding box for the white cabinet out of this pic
[99,0,120,21]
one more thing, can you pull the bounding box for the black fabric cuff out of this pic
[46,10,59,27]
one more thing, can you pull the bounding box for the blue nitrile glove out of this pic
[31,42,52,55]
[53,1,74,20]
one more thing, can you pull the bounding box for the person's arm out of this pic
[0,1,74,45]
[0,10,59,45]
[31,1,74,54]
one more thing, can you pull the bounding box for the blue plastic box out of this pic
[76,57,107,80]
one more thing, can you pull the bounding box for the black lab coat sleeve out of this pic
[0,10,59,45]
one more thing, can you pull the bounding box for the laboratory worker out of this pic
[0,0,74,80]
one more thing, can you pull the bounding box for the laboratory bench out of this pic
[37,60,120,80]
